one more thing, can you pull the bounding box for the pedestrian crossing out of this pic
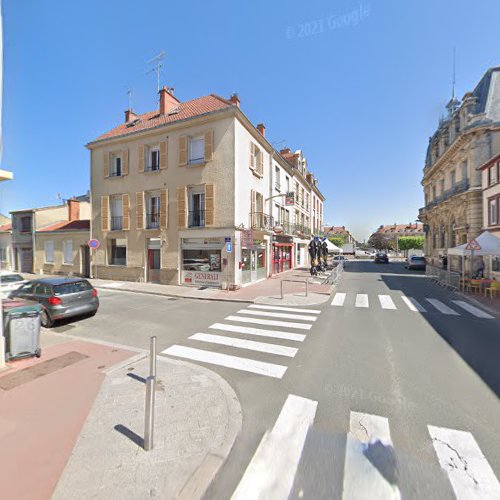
[161,304,321,379]
[331,293,495,319]
[233,394,500,500]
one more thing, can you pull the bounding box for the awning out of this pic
[325,239,343,253]
[447,231,500,256]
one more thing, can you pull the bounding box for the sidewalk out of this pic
[0,332,242,500]
[24,267,335,306]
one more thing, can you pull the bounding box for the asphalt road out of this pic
[49,261,500,499]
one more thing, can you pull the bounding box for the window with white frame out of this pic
[146,192,161,229]
[45,240,54,263]
[250,143,263,176]
[489,197,498,226]
[110,153,122,176]
[63,240,73,264]
[275,166,280,191]
[147,145,160,171]
[189,136,205,164]
[188,186,205,227]
[109,238,127,266]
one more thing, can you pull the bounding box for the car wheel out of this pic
[35,348,42,358]
[40,310,53,328]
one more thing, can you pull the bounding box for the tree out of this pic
[397,236,424,256]
[328,236,345,248]
[368,232,393,251]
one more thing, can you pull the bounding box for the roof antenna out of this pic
[451,46,456,100]
[146,50,166,94]
[126,88,133,110]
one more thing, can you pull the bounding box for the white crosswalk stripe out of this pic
[355,293,369,308]
[232,394,318,499]
[401,295,427,312]
[161,345,287,378]
[343,411,401,499]
[331,292,347,306]
[452,300,494,319]
[379,295,397,310]
[248,304,321,314]
[189,333,298,357]
[428,425,500,499]
[426,298,460,315]
[237,309,317,322]
[209,323,306,342]
[225,315,312,330]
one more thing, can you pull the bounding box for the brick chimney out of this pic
[256,123,266,137]
[159,86,179,115]
[280,147,291,155]
[229,93,240,108]
[68,199,80,221]
[124,109,138,123]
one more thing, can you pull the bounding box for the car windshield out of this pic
[412,257,426,261]
[53,281,93,295]
[0,274,24,284]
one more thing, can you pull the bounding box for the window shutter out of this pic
[205,184,215,226]
[122,149,129,176]
[160,189,168,229]
[103,152,109,178]
[249,143,254,170]
[160,140,168,170]
[101,196,109,232]
[177,186,187,228]
[136,192,144,230]
[139,145,145,173]
[122,194,130,230]
[204,130,213,161]
[250,189,255,227]
[258,149,263,176]
[179,136,187,166]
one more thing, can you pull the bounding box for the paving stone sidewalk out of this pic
[52,355,242,500]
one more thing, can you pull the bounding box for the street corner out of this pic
[254,291,331,306]
[52,353,242,500]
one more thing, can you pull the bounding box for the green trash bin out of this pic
[2,298,42,361]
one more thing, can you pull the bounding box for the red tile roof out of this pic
[377,223,424,234]
[38,220,90,232]
[0,222,12,232]
[90,94,234,144]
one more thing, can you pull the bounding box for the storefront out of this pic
[241,238,267,284]
[181,237,224,287]
[296,242,309,268]
[272,235,293,274]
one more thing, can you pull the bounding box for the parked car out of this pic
[0,271,27,298]
[374,253,389,264]
[9,277,99,327]
[405,255,427,270]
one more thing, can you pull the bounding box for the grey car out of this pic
[10,278,99,328]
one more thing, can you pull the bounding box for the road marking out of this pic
[209,323,306,342]
[249,304,321,314]
[355,294,369,308]
[452,300,494,319]
[331,292,347,306]
[428,425,500,499]
[237,309,317,322]
[225,315,312,330]
[189,333,298,357]
[426,299,460,316]
[401,296,427,312]
[232,394,317,500]
[379,295,397,310]
[161,345,287,378]
[343,411,401,499]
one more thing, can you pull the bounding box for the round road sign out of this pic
[88,239,100,250]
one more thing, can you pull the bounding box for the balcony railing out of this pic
[147,213,160,229]
[145,164,160,172]
[250,212,274,231]
[189,210,205,228]
[292,224,311,237]
[110,216,123,231]
[420,179,470,213]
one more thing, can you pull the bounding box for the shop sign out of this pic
[273,234,293,244]
[183,271,222,286]
[285,192,295,206]
[241,229,254,248]
[182,237,224,249]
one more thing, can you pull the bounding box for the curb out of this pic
[455,290,500,317]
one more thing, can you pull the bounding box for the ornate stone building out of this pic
[419,66,500,265]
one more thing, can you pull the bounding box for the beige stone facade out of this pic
[419,67,500,268]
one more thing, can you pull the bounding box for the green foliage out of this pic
[397,236,424,251]
[368,232,393,250]
[328,236,345,248]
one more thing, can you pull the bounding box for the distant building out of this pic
[323,225,356,244]
[419,66,500,262]
[0,220,12,270]
[375,223,424,238]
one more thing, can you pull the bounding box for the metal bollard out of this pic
[149,336,157,378]
[144,375,155,451]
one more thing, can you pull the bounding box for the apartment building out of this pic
[11,198,90,273]
[323,225,356,244]
[88,87,326,289]
[0,220,12,270]
[419,66,500,263]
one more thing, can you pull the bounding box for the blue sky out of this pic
[0,0,499,240]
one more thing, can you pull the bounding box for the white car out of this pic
[0,271,28,298]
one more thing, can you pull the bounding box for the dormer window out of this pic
[110,154,122,177]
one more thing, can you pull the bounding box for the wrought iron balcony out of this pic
[147,213,160,229]
[110,216,123,231]
[249,212,274,231]
[189,210,205,228]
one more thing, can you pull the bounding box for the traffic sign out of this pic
[226,242,233,253]
[88,239,100,250]
[465,239,481,251]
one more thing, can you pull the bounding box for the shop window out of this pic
[183,249,221,272]
[109,238,127,266]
